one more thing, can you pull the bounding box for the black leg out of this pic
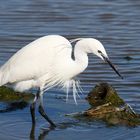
[30,90,40,125]
[30,88,40,124]
[30,123,36,140]
[38,104,56,127]
[30,101,36,124]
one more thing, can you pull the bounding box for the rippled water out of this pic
[0,0,140,140]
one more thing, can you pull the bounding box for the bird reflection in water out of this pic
[30,124,55,140]
[0,100,53,140]
[29,120,79,140]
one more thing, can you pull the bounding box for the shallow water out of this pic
[0,0,140,139]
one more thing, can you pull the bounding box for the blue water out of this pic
[0,0,140,139]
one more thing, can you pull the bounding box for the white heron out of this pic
[0,35,123,127]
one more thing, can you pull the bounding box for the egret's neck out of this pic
[73,43,89,73]
[55,43,89,81]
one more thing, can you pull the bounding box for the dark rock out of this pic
[86,83,124,107]
[67,83,140,127]
[84,83,140,126]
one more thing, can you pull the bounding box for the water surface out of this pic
[0,0,140,140]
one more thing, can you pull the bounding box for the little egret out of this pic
[0,35,123,127]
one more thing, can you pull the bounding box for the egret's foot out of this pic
[38,105,56,127]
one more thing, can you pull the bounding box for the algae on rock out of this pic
[0,86,34,112]
[67,83,140,127]
[0,86,34,102]
[86,83,124,107]
[84,83,140,126]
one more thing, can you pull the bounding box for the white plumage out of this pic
[0,35,105,93]
[0,35,122,126]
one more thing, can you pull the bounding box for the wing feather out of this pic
[0,35,72,84]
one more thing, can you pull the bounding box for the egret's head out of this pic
[88,38,108,60]
[79,38,123,79]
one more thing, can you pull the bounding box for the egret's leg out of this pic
[30,90,39,124]
[38,92,56,127]
[30,123,35,140]
[38,104,56,127]
[30,101,36,124]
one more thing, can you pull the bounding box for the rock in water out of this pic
[66,83,140,127]
[0,86,34,113]
[86,83,124,107]
[84,83,140,126]
[0,86,34,102]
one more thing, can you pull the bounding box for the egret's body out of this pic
[0,36,73,90]
[0,35,122,127]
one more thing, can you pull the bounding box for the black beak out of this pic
[101,53,123,79]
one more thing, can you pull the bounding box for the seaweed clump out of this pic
[0,86,34,113]
[0,86,34,102]
[84,83,140,126]
[86,83,124,107]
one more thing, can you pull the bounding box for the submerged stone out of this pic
[0,86,35,112]
[0,86,34,102]
[84,83,140,126]
[86,83,124,107]
[124,56,133,61]
[67,83,140,127]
